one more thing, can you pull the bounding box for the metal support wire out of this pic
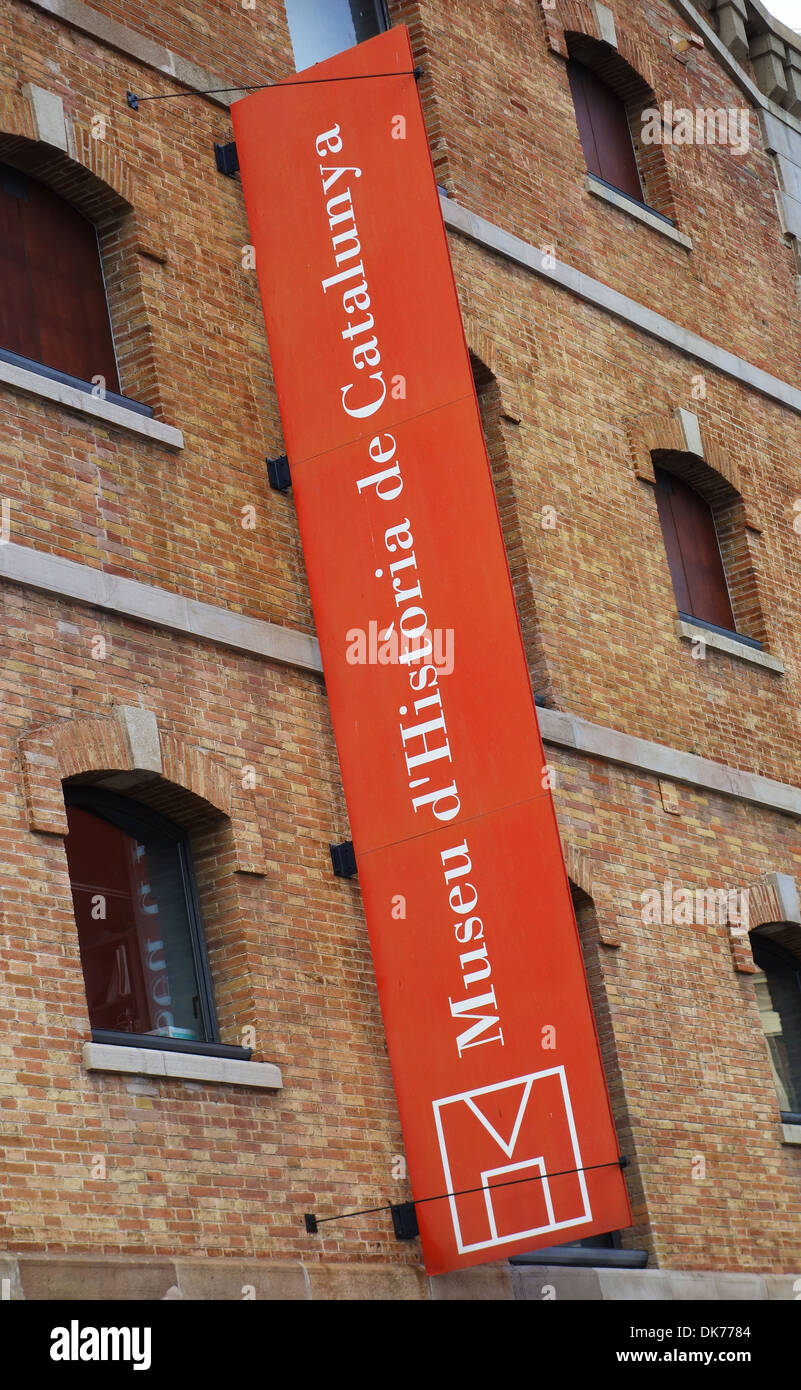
[303,1155,629,1234]
[127,66,422,110]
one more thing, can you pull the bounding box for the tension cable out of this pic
[126,67,422,110]
[303,1154,629,1236]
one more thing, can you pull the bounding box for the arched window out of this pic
[653,464,737,633]
[567,57,643,203]
[285,0,388,71]
[0,163,120,392]
[751,935,801,1121]
[63,787,219,1046]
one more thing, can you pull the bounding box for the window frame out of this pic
[562,35,680,228]
[509,1229,648,1269]
[751,933,801,1126]
[566,56,644,206]
[0,159,155,419]
[653,464,741,638]
[285,0,390,71]
[64,785,227,1054]
[0,346,154,418]
[0,160,121,391]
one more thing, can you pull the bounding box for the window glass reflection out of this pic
[65,803,205,1042]
[286,0,385,71]
[752,936,801,1115]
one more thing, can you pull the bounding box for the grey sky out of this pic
[761,0,801,30]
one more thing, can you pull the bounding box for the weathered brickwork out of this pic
[456,241,801,781]
[0,585,416,1262]
[414,0,801,377]
[0,0,313,633]
[1,0,800,1293]
[555,747,801,1271]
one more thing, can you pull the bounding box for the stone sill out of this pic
[675,617,785,672]
[82,1041,282,1089]
[0,356,183,450]
[782,1123,801,1145]
[586,174,694,250]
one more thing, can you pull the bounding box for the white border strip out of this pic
[440,195,801,416]
[432,1067,591,1254]
[538,707,801,818]
[0,541,322,672]
[23,0,244,107]
[2,541,800,815]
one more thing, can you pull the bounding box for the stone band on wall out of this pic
[0,1252,797,1299]
[3,542,800,820]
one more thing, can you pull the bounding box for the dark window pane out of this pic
[0,167,39,361]
[65,804,206,1042]
[567,59,643,203]
[567,60,602,179]
[286,0,386,71]
[654,466,735,630]
[654,469,692,616]
[0,166,119,390]
[752,938,801,1115]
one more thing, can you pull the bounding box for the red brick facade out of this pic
[1,0,800,1298]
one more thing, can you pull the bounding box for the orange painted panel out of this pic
[233,26,631,1274]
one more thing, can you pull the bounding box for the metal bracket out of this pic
[330,841,357,879]
[267,454,291,493]
[214,141,239,177]
[390,1202,419,1241]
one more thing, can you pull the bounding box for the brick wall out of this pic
[410,0,801,377]
[1,0,800,1282]
[0,585,417,1263]
[456,236,801,783]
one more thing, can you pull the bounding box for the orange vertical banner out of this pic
[233,26,630,1274]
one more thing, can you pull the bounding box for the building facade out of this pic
[1,0,801,1299]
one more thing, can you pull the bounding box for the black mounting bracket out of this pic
[390,1202,419,1241]
[330,841,357,879]
[214,141,239,177]
[267,454,291,493]
[126,91,139,111]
